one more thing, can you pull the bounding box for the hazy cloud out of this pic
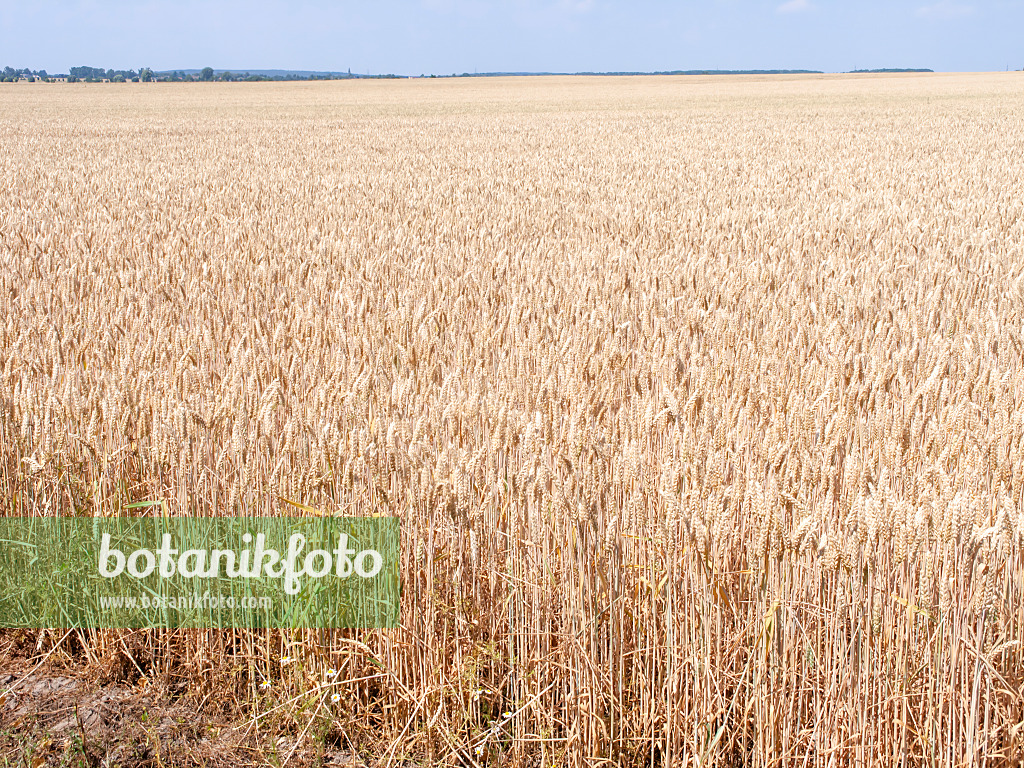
[557,0,595,12]
[916,1,975,19]
[421,0,595,19]
[776,0,813,13]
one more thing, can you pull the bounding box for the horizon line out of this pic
[11,66,966,80]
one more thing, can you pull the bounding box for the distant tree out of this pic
[200,67,214,81]
[71,66,105,80]
[140,68,153,82]
[112,74,125,83]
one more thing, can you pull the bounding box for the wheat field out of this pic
[2,73,1024,765]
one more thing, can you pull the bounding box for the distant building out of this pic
[51,76,68,83]
[18,74,34,82]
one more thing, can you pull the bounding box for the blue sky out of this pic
[2,0,1021,75]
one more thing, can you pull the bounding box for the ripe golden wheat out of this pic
[2,73,1024,765]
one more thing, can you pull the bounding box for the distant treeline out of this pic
[155,68,402,81]
[580,69,825,76]
[4,65,945,84]
[442,69,824,77]
[1,65,402,83]
[70,66,140,80]
[847,68,934,73]
[2,67,58,82]
[2,66,151,82]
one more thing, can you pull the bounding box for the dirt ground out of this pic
[0,633,370,768]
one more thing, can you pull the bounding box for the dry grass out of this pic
[3,73,1024,766]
